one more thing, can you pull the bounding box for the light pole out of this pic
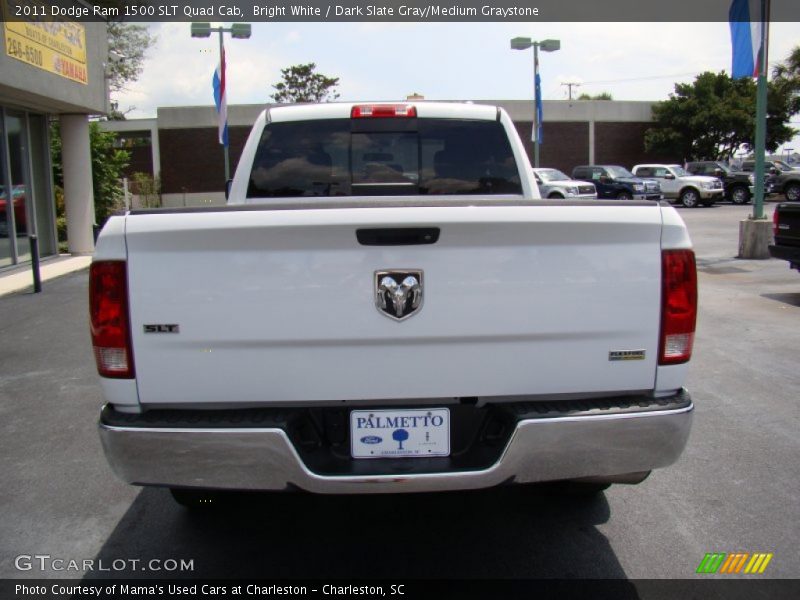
[511,37,560,168]
[191,22,251,182]
[750,0,769,221]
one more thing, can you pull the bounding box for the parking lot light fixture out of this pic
[540,39,561,52]
[190,23,211,38]
[510,37,533,50]
[511,37,560,168]
[231,23,252,39]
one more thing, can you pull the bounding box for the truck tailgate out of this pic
[125,204,664,406]
[774,203,800,248]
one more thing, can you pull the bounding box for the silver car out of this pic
[533,168,597,199]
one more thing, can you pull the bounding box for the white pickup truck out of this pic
[632,164,724,208]
[93,102,696,505]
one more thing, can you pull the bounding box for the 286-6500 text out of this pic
[6,38,43,66]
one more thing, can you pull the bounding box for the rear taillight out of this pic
[89,261,134,378]
[659,249,697,365]
[351,104,417,118]
[773,207,779,237]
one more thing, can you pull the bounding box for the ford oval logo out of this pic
[361,435,382,445]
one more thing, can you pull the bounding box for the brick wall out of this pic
[159,126,250,194]
[594,122,674,169]
[513,121,590,174]
[513,121,675,174]
[123,146,153,180]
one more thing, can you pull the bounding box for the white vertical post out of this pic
[150,123,161,179]
[123,177,130,211]
[60,114,95,255]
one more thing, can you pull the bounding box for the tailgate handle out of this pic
[356,228,440,246]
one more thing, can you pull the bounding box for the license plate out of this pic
[350,408,450,459]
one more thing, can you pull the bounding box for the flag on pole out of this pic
[532,51,543,142]
[212,45,228,146]
[729,0,766,79]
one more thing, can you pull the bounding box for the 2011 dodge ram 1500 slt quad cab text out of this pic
[93,102,696,505]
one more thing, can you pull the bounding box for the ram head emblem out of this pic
[374,270,424,321]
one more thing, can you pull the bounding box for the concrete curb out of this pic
[0,255,92,298]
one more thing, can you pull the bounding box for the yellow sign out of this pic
[3,1,88,85]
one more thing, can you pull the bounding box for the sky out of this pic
[116,21,800,154]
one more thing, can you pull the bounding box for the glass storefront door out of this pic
[5,111,32,262]
[0,119,11,267]
[0,106,56,268]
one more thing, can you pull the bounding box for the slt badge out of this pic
[374,270,423,321]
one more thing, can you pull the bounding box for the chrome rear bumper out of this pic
[99,398,693,494]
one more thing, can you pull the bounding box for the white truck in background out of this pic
[632,163,724,208]
[92,102,696,506]
[531,168,597,199]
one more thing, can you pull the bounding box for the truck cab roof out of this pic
[265,102,501,123]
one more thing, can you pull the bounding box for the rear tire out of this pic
[786,183,800,202]
[680,188,700,208]
[730,185,750,204]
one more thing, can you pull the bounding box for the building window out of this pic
[0,106,56,268]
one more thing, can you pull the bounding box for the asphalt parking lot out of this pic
[0,202,798,581]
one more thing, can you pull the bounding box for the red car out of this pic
[0,185,27,233]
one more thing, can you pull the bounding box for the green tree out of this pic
[644,71,796,161]
[772,45,800,116]
[50,122,130,229]
[270,63,340,103]
[106,22,156,119]
[577,92,613,100]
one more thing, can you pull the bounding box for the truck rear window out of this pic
[246,118,522,197]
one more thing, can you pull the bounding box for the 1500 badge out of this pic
[609,350,646,361]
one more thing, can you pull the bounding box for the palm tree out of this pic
[772,46,800,80]
[772,46,800,116]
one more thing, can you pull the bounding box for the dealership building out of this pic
[102,99,673,207]
[0,17,108,269]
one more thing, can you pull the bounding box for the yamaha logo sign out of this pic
[374,270,423,321]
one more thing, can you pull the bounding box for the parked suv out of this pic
[571,165,662,200]
[740,160,799,175]
[685,161,754,204]
[532,168,597,199]
[632,164,723,208]
[766,170,800,202]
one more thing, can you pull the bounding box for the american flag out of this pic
[533,51,543,142]
[212,46,228,146]
[729,0,766,79]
